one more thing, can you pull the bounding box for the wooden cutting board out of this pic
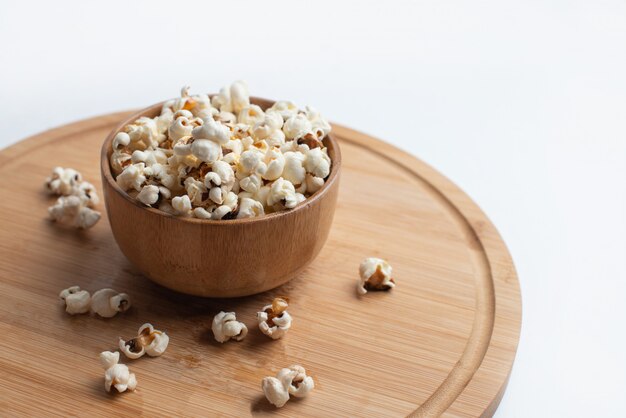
[0,112,521,417]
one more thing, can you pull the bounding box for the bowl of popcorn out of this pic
[100,82,341,297]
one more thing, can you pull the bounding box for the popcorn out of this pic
[237,197,264,219]
[304,106,332,140]
[48,195,101,229]
[119,323,169,359]
[91,288,131,318]
[296,132,323,150]
[252,111,283,140]
[211,87,232,112]
[216,111,236,125]
[126,116,163,150]
[278,365,315,398]
[212,311,248,343]
[262,376,290,408]
[136,185,160,206]
[266,129,286,148]
[44,167,82,195]
[238,105,265,126]
[283,114,312,140]
[211,160,235,189]
[172,195,192,215]
[113,132,131,151]
[100,351,137,393]
[192,117,230,145]
[131,149,167,167]
[184,177,206,205]
[212,205,232,220]
[262,365,314,408]
[44,166,102,223]
[187,93,213,116]
[110,151,132,175]
[304,147,331,179]
[257,297,292,340]
[59,286,91,315]
[230,80,250,114]
[73,181,100,207]
[257,147,285,181]
[168,115,194,142]
[193,207,213,219]
[239,174,262,194]
[116,163,147,192]
[238,149,264,175]
[282,151,306,185]
[110,82,333,219]
[357,258,395,295]
[268,178,304,209]
[268,101,298,120]
[305,174,324,194]
[191,139,222,163]
[208,186,224,205]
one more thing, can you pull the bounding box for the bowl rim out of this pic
[100,96,342,225]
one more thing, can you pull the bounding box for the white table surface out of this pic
[1,1,625,416]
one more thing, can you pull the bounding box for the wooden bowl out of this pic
[100,97,341,297]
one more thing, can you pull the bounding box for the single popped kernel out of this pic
[59,286,91,315]
[257,297,292,340]
[262,377,290,408]
[91,288,131,318]
[278,365,315,398]
[119,323,169,359]
[212,311,248,343]
[48,195,101,229]
[100,351,137,393]
[262,364,314,408]
[358,257,395,295]
[136,184,160,206]
[44,167,82,196]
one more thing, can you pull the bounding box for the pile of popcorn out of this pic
[110,81,332,220]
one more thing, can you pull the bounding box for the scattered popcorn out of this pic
[212,311,248,343]
[357,258,395,295]
[45,167,101,229]
[262,365,314,408]
[262,377,290,408]
[91,288,131,318]
[278,365,315,398]
[48,195,101,229]
[74,181,100,207]
[110,82,333,219]
[119,323,169,359]
[44,167,82,196]
[257,297,292,340]
[100,351,137,393]
[59,285,91,315]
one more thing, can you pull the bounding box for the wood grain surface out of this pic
[0,112,521,417]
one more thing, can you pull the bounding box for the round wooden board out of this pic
[0,112,521,418]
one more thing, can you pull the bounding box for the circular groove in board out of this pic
[0,112,521,417]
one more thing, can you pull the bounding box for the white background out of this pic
[1,1,625,416]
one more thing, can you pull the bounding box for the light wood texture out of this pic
[0,112,521,417]
[101,99,341,297]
